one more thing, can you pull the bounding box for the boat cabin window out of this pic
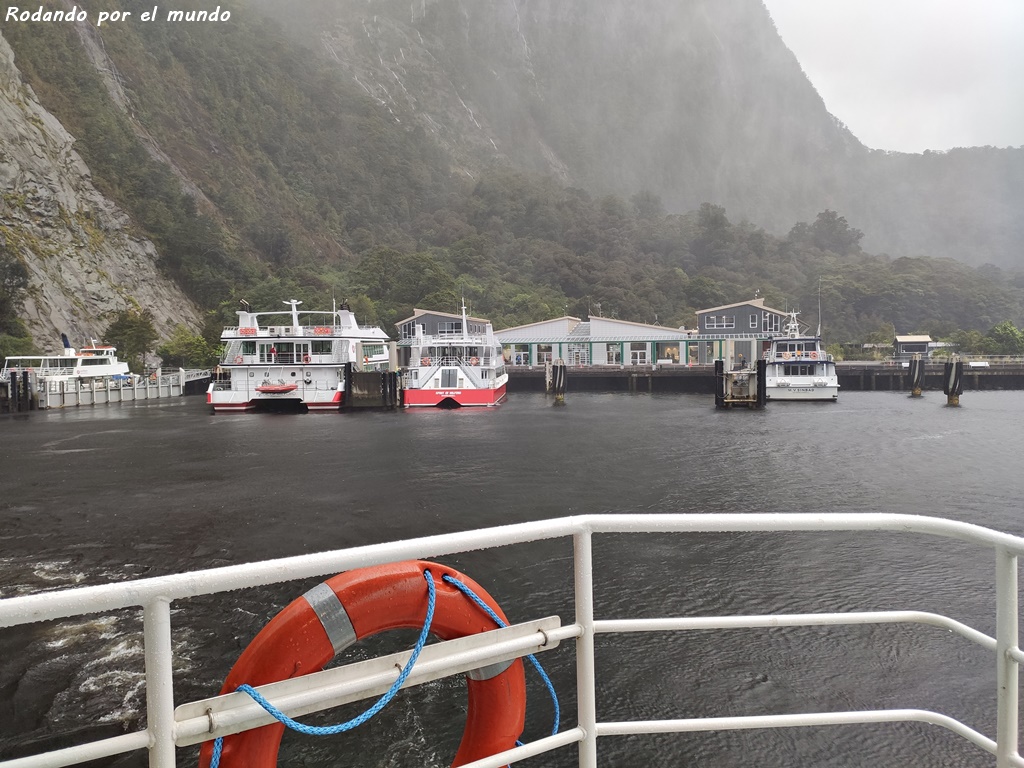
[783,364,815,376]
[80,357,109,366]
[311,340,332,355]
[260,342,310,364]
[241,341,257,355]
[362,344,384,358]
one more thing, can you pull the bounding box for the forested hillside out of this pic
[2,0,1023,359]
[252,0,1024,270]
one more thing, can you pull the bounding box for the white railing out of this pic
[1,513,1023,768]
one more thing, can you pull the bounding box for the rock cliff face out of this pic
[0,31,200,353]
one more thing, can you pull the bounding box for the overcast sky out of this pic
[761,0,1024,153]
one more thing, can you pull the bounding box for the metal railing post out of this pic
[995,547,1019,768]
[144,598,176,768]
[574,528,597,768]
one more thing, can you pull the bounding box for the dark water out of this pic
[2,391,1024,766]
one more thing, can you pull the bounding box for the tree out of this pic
[157,324,219,368]
[0,245,30,335]
[103,308,158,372]
[809,210,863,255]
[986,321,1024,355]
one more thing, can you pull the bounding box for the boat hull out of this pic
[765,385,839,401]
[207,385,343,412]
[402,383,507,407]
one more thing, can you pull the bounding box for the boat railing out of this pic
[2,513,1024,768]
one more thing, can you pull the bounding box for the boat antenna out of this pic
[816,276,822,338]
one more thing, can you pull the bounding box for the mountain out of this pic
[1,0,1022,353]
[254,0,1023,267]
[0,31,201,350]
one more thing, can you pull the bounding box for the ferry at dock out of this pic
[206,300,391,413]
[395,303,508,407]
[1,335,132,384]
[763,311,839,401]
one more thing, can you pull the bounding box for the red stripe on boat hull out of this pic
[402,384,506,407]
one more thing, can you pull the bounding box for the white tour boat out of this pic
[206,300,391,413]
[397,303,508,407]
[1,334,131,384]
[763,311,839,402]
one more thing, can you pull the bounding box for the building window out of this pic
[705,315,735,329]
[763,313,781,333]
[438,321,462,335]
[749,314,758,329]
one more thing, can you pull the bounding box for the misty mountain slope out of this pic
[0,31,201,350]
[253,0,1023,269]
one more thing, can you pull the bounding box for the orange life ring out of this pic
[199,561,525,768]
[421,357,431,367]
[234,355,243,364]
[302,354,311,364]
[470,357,479,366]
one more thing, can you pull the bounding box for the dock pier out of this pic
[506,361,1024,394]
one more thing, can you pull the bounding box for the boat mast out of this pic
[816,276,822,338]
[284,299,303,330]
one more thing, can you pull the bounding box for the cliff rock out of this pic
[0,31,200,353]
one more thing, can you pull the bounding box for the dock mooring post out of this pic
[909,353,924,397]
[943,357,963,406]
[551,358,567,404]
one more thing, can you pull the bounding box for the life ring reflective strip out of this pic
[421,357,431,366]
[470,357,479,366]
[303,354,311,364]
[198,560,525,768]
[234,356,243,364]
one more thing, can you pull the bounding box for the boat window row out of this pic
[776,342,817,353]
[782,364,817,376]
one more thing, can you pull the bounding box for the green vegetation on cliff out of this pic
[3,2,1024,351]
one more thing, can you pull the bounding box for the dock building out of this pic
[495,299,793,368]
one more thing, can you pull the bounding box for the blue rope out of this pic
[441,574,561,737]
[209,569,436,767]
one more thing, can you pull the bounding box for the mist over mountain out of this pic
[254,0,1023,268]
[2,0,1024,355]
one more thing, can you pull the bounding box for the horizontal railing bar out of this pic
[175,617,568,745]
[595,709,997,754]
[5,514,1024,628]
[0,731,150,768]
[595,611,996,651]
[457,728,586,768]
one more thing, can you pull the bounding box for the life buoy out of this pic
[421,357,431,367]
[234,356,243,364]
[198,560,525,768]
[810,351,818,360]
[302,354,311,364]
[782,351,791,360]
[470,357,479,366]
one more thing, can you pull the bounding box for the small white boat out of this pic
[206,299,391,413]
[1,335,131,384]
[396,302,508,407]
[763,311,839,402]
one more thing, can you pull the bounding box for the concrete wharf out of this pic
[506,361,1024,395]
